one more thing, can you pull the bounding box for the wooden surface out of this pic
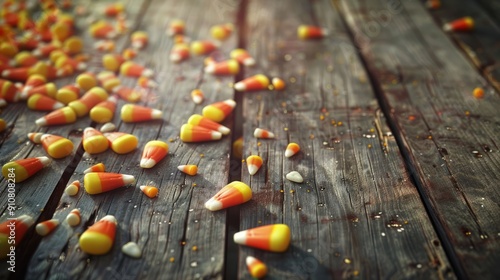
[0,0,499,279]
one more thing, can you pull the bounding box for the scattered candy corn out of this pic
[210,23,234,41]
[202,99,236,122]
[76,72,97,91]
[122,48,137,60]
[97,71,121,91]
[131,31,148,49]
[84,163,106,174]
[204,59,239,75]
[35,106,77,126]
[102,53,124,72]
[170,43,190,63]
[121,104,163,123]
[56,84,81,104]
[285,143,300,158]
[297,25,328,40]
[230,48,255,66]
[246,256,268,279]
[68,87,109,117]
[2,157,51,182]
[28,132,44,144]
[82,127,109,154]
[286,171,303,183]
[140,185,158,198]
[100,122,116,133]
[66,209,81,226]
[473,87,484,99]
[180,124,222,142]
[188,114,230,135]
[65,180,81,196]
[205,181,252,211]
[191,89,204,104]
[0,79,20,102]
[137,76,158,88]
[234,224,291,252]
[24,83,57,99]
[84,172,135,194]
[0,215,34,259]
[41,134,74,158]
[90,96,117,123]
[79,215,117,255]
[191,40,218,56]
[177,165,198,176]
[27,94,64,111]
[234,74,270,92]
[443,17,474,32]
[104,132,138,154]
[36,219,59,236]
[104,2,125,17]
[232,137,243,159]
[246,155,263,175]
[254,128,275,139]
[122,242,141,258]
[89,20,117,39]
[20,74,46,99]
[94,40,115,52]
[168,19,185,36]
[140,140,169,168]
[120,61,153,78]
[272,77,286,90]
[113,86,142,103]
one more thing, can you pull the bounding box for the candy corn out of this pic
[140,140,169,168]
[210,23,234,41]
[13,51,38,67]
[0,215,34,259]
[131,31,148,49]
[285,143,300,157]
[90,96,117,123]
[76,72,97,91]
[84,172,135,194]
[180,124,222,142]
[68,87,109,117]
[234,224,291,252]
[254,128,275,139]
[232,137,243,159]
[122,242,141,258]
[100,122,116,133]
[177,165,198,176]
[63,36,84,55]
[120,61,153,78]
[56,84,80,104]
[65,180,80,196]
[79,215,117,255]
[205,181,252,211]
[140,185,158,198]
[89,20,117,39]
[28,132,44,144]
[272,77,286,91]
[2,156,51,183]
[94,40,116,52]
[190,89,204,104]
[137,76,158,88]
[36,219,59,236]
[84,163,106,173]
[102,53,124,72]
[41,134,74,158]
[112,86,141,103]
[246,155,263,175]
[104,132,138,154]
[168,19,185,36]
[297,25,328,40]
[97,71,121,91]
[188,114,230,135]
[120,104,163,123]
[24,83,57,99]
[286,171,303,183]
[122,48,137,60]
[35,106,77,126]
[204,59,239,75]
[20,74,46,99]
[104,2,124,17]
[2,67,29,82]
[191,40,218,56]
[27,94,64,111]
[170,43,190,63]
[234,74,270,92]
[0,79,19,102]
[246,256,268,279]
[443,17,474,32]
[230,48,255,66]
[202,99,236,123]
[66,209,81,226]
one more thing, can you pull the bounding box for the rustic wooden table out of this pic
[0,0,499,279]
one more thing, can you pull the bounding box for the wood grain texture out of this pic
[237,0,452,279]
[338,0,500,278]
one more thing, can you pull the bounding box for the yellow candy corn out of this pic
[41,134,74,158]
[205,181,252,211]
[234,224,291,252]
[79,215,117,255]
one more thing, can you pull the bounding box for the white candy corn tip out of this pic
[66,209,81,226]
[443,23,452,32]
[151,109,163,119]
[122,242,142,258]
[233,230,247,245]
[35,117,47,126]
[100,122,116,132]
[204,198,223,211]
[65,185,79,196]
[36,219,59,236]
[223,99,236,108]
[218,126,230,135]
[142,69,154,78]
[37,156,51,166]
[140,158,157,168]
[246,256,257,266]
[0,99,7,107]
[234,82,246,92]
[169,53,182,62]
[192,95,203,104]
[243,58,256,66]
[101,215,117,224]
[211,131,223,140]
[248,165,260,176]
[286,171,303,183]
[52,102,64,110]
[121,174,136,185]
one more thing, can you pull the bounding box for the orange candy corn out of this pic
[90,96,117,123]
[24,83,57,99]
[205,181,252,211]
[104,2,124,17]
[191,40,218,56]
[297,25,328,40]
[230,48,255,66]
[94,40,116,52]
[84,172,135,194]
[27,94,64,111]
[443,17,474,32]
[2,156,50,183]
[272,77,286,91]
[66,209,81,226]
[131,31,148,49]
[191,89,204,104]
[89,20,117,39]
[177,165,198,176]
[246,256,268,279]
[28,132,44,144]
[254,128,275,139]
[41,134,74,158]
[13,51,38,67]
[79,215,117,255]
[0,79,19,102]
[234,224,291,252]
[170,43,190,63]
[82,127,109,154]
[140,185,158,198]
[20,74,46,99]
[246,155,263,175]
[97,71,121,92]
[2,67,29,81]
[121,104,163,123]
[65,180,81,196]
[188,114,230,135]
[168,19,185,36]
[112,86,141,103]
[68,87,109,117]
[180,124,222,143]
[0,215,34,259]
[204,59,239,75]
[84,163,106,174]
[56,84,80,104]
[285,142,300,157]
[102,53,124,72]
[104,132,138,154]
[234,74,270,92]
[36,219,59,236]
[35,106,77,126]
[120,61,153,78]
[202,99,236,123]
[140,140,169,168]
[210,23,234,41]
[122,48,137,60]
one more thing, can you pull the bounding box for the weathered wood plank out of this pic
[237,0,452,279]
[338,0,500,278]
[26,0,239,279]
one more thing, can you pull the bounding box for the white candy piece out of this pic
[122,242,142,258]
[100,122,116,133]
[286,171,303,183]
